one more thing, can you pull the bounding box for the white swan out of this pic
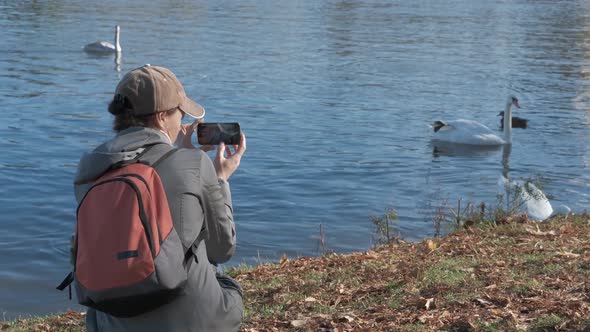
[432,96,520,145]
[84,25,121,54]
[498,175,553,221]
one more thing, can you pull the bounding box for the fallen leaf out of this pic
[475,298,493,306]
[558,251,580,258]
[280,254,289,264]
[426,239,437,250]
[525,225,556,236]
[290,319,306,328]
[304,297,317,302]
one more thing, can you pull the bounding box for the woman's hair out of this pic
[108,94,158,132]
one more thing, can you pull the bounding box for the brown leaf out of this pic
[557,251,580,258]
[474,298,493,306]
[279,254,289,264]
[290,319,307,328]
[426,239,437,251]
[524,225,556,236]
[33,323,50,332]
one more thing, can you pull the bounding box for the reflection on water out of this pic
[501,144,512,178]
[431,141,503,158]
[114,52,122,72]
[0,0,589,318]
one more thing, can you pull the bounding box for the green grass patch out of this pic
[440,290,477,306]
[475,319,518,332]
[256,303,285,318]
[510,278,545,297]
[421,258,476,289]
[530,313,565,332]
[397,322,428,331]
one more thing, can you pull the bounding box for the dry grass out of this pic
[2,213,590,332]
[234,213,590,331]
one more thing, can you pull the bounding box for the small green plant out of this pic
[371,207,399,246]
[432,199,490,236]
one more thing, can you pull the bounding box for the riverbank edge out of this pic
[2,213,589,331]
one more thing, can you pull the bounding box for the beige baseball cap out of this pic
[114,64,205,119]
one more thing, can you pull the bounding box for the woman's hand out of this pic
[175,121,199,149]
[214,132,246,181]
[175,119,215,152]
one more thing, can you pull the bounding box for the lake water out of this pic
[1,0,589,318]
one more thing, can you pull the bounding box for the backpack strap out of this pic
[56,271,74,296]
[143,147,208,267]
[151,148,179,169]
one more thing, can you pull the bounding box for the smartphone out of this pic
[197,122,241,145]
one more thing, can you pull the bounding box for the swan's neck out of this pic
[115,29,121,52]
[503,101,513,144]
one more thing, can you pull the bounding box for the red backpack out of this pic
[58,148,191,317]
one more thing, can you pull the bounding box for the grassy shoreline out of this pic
[3,213,589,331]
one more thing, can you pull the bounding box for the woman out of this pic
[74,64,246,331]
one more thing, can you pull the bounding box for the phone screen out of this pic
[197,122,241,145]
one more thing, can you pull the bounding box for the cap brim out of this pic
[179,97,205,119]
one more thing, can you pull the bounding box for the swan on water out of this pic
[83,25,121,54]
[431,96,521,145]
[498,111,528,129]
[498,175,553,221]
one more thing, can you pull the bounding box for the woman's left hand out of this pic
[175,119,216,152]
[175,120,199,149]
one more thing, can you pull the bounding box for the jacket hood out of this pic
[74,127,171,185]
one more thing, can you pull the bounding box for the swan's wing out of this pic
[432,119,503,145]
[447,119,495,133]
[520,182,553,220]
[83,41,115,52]
[500,177,553,221]
[471,133,505,145]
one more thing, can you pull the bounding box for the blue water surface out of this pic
[0,0,589,317]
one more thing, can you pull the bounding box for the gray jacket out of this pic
[74,127,243,332]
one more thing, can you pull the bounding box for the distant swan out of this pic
[84,25,121,54]
[498,111,528,129]
[498,175,553,221]
[432,96,521,145]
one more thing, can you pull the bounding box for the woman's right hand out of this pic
[214,132,246,181]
